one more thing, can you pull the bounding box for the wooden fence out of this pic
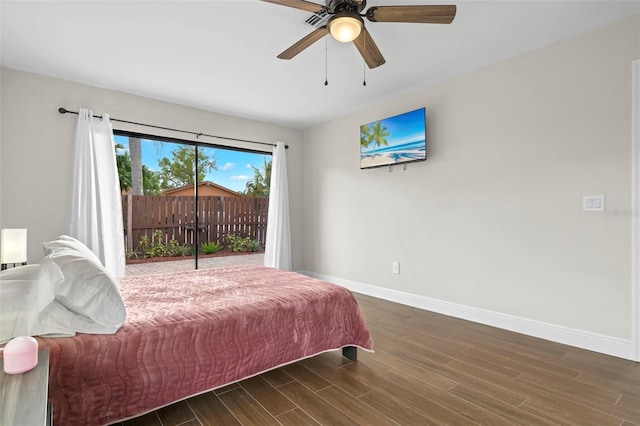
[122,195,269,252]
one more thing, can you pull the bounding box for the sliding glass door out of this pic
[114,132,271,274]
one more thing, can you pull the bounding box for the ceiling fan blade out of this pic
[261,0,325,13]
[352,28,386,69]
[277,26,329,60]
[366,5,457,24]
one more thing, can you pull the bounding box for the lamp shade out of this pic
[0,228,27,264]
[328,15,363,43]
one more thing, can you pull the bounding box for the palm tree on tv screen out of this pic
[368,121,390,158]
[360,124,373,149]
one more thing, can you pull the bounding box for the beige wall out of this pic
[0,69,304,268]
[302,16,640,340]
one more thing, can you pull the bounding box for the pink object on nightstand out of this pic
[3,336,39,374]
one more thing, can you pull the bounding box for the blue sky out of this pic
[114,135,271,192]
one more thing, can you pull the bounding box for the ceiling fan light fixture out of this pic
[328,14,363,42]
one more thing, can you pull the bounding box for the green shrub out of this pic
[137,235,157,258]
[166,239,181,257]
[136,231,192,258]
[167,239,192,257]
[248,239,262,252]
[147,243,166,258]
[226,235,261,253]
[201,241,223,254]
[137,235,151,255]
[153,230,164,244]
[144,230,166,257]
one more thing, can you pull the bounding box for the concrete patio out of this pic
[125,253,264,276]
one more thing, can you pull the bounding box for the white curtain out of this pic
[68,108,126,277]
[264,142,291,270]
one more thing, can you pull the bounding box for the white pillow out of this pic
[1,236,126,340]
[39,297,122,335]
[38,249,126,333]
[0,265,41,341]
[42,235,101,265]
[0,265,74,342]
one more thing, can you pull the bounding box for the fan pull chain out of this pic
[363,61,367,86]
[324,36,328,86]
[363,32,367,86]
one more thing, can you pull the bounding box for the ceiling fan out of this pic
[262,0,456,69]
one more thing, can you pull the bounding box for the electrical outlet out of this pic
[583,195,605,212]
[392,261,400,274]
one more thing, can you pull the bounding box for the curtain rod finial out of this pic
[58,107,68,114]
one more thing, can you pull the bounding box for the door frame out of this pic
[632,59,639,361]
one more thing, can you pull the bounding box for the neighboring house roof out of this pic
[162,181,244,197]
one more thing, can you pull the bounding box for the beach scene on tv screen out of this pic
[360,107,426,169]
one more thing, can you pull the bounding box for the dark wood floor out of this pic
[119,293,640,426]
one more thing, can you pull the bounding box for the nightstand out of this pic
[0,349,51,425]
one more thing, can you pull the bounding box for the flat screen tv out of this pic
[360,107,426,169]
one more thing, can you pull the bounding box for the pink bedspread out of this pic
[37,265,373,425]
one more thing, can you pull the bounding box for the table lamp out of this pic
[0,228,27,270]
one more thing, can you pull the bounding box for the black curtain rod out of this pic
[58,107,288,149]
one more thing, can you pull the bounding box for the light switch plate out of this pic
[583,195,605,212]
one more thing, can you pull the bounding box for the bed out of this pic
[32,263,373,425]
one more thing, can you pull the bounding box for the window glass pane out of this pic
[114,134,271,273]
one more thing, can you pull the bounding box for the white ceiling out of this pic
[1,1,638,129]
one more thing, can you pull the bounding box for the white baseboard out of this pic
[300,271,635,361]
